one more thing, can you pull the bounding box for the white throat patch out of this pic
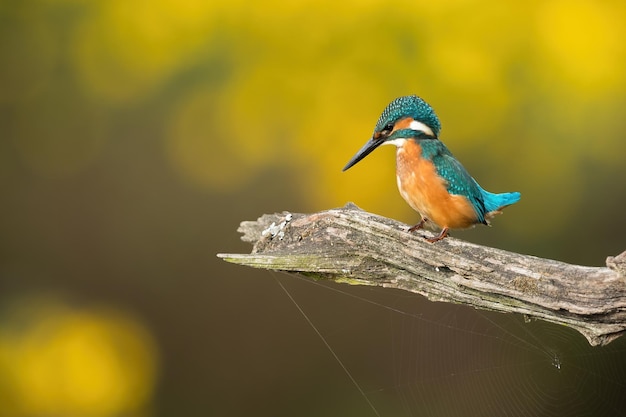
[382,138,407,147]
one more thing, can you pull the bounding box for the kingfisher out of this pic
[343,95,521,242]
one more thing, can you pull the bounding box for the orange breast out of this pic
[396,140,478,230]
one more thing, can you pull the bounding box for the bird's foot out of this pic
[408,218,427,233]
[425,228,449,243]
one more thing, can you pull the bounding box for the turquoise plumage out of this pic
[414,133,521,224]
[343,95,521,242]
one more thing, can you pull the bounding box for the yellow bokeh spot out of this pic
[0,300,158,417]
[72,0,218,102]
[426,40,512,147]
[429,42,500,92]
[536,0,625,93]
[165,85,265,189]
[166,67,309,190]
[506,140,581,238]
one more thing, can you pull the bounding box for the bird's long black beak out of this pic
[342,137,384,172]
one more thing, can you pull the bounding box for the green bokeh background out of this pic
[1,0,625,416]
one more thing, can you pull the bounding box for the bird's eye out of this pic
[381,122,394,135]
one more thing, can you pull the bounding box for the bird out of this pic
[342,95,521,243]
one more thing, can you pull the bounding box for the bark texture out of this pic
[218,203,626,346]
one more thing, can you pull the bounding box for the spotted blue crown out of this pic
[375,95,441,137]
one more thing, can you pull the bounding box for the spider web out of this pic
[273,272,626,417]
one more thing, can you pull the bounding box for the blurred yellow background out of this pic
[1,0,625,416]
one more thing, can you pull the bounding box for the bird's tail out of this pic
[481,190,521,215]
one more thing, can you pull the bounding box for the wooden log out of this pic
[217,203,626,346]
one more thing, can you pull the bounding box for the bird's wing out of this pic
[421,140,488,224]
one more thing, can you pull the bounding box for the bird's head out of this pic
[343,95,441,171]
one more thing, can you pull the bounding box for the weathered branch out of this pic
[217,203,626,346]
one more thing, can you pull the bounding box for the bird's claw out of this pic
[424,227,449,243]
[408,218,427,233]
